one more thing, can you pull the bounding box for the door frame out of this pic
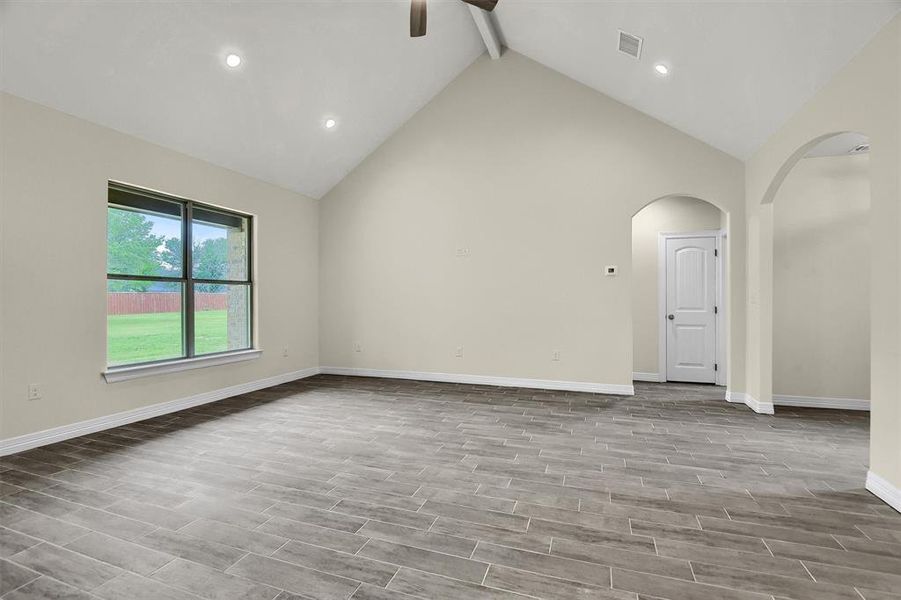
[657,230,727,386]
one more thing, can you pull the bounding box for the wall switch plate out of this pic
[605,265,618,276]
[552,350,561,362]
[455,345,464,358]
[455,247,471,258]
[27,383,42,401]
[353,341,362,353]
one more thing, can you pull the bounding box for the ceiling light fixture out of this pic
[654,63,669,76]
[225,54,242,68]
[324,118,337,129]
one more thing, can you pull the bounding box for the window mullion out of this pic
[185,201,194,358]
[106,274,183,282]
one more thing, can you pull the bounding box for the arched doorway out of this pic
[631,195,728,387]
[759,132,871,414]
[772,133,870,411]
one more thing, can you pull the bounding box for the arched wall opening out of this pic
[772,135,871,410]
[740,16,900,509]
[759,132,871,414]
[631,195,728,387]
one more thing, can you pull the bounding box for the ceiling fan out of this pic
[410,0,498,37]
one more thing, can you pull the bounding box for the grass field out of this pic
[107,310,235,365]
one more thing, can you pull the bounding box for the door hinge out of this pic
[714,248,718,257]
[714,306,718,314]
[714,363,718,371]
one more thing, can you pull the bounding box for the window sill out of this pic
[103,349,263,383]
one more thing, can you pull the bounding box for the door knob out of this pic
[667,314,675,320]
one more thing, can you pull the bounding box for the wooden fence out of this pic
[107,292,227,315]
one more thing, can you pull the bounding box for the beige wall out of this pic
[631,196,723,377]
[321,51,746,391]
[0,93,320,440]
[773,155,870,401]
[744,15,901,493]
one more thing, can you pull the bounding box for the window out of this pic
[106,183,253,369]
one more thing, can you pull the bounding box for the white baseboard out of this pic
[725,391,774,415]
[0,367,321,457]
[866,470,901,513]
[632,372,663,382]
[321,367,634,396]
[745,394,775,415]
[725,391,867,414]
[773,394,869,411]
[0,366,634,457]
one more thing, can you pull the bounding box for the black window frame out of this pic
[106,181,254,367]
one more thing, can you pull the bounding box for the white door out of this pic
[665,236,717,383]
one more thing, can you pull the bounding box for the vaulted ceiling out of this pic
[0,1,484,199]
[495,1,899,159]
[2,1,898,199]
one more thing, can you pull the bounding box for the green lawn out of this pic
[107,310,234,365]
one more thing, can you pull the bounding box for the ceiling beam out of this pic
[467,4,503,60]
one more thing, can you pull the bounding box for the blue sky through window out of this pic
[151,215,227,244]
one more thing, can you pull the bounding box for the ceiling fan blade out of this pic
[410,0,427,37]
[461,0,498,11]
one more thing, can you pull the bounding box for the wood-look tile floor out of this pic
[2,376,900,600]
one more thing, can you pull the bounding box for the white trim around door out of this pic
[657,230,727,386]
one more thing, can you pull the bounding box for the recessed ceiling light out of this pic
[654,63,669,76]
[225,54,242,68]
[324,118,337,129]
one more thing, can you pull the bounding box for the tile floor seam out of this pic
[3,378,892,600]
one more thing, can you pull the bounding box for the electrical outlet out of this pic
[455,247,471,258]
[353,341,362,353]
[282,346,289,358]
[455,345,464,358]
[552,350,561,362]
[27,383,42,401]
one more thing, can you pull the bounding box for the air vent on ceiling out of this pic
[618,30,643,59]
[850,143,870,154]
